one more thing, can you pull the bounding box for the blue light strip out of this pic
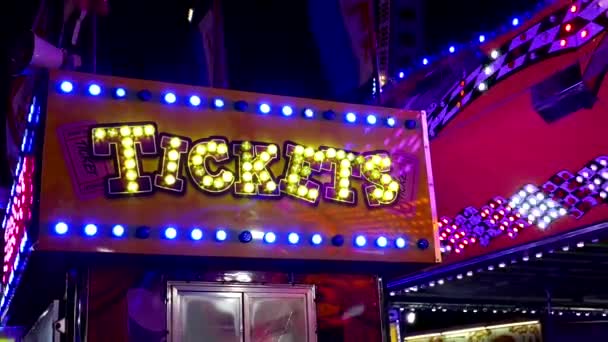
[55,81,407,129]
[47,222,417,250]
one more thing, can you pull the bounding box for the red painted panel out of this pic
[432,36,608,262]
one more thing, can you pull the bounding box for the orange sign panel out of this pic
[37,71,438,263]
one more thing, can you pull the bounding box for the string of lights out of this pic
[438,155,607,255]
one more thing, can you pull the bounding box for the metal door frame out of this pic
[167,282,317,342]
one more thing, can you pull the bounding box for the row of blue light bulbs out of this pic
[407,15,525,74]
[58,80,398,127]
[53,222,409,248]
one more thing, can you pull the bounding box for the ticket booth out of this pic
[1,71,439,341]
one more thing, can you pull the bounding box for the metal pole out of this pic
[377,276,389,342]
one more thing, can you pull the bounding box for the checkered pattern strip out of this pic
[438,155,608,254]
[427,0,608,138]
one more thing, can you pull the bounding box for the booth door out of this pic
[168,282,317,342]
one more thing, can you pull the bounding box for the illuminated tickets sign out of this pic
[37,71,439,264]
[91,123,400,208]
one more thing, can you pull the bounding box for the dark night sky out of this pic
[93,0,544,100]
[424,0,544,52]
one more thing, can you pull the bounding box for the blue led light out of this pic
[164,93,177,104]
[399,71,405,78]
[264,232,277,244]
[345,112,357,123]
[191,228,203,241]
[259,103,271,114]
[84,224,98,236]
[115,88,126,98]
[449,46,455,54]
[386,117,396,127]
[281,106,293,116]
[164,227,177,239]
[213,98,225,108]
[112,225,125,237]
[311,234,323,245]
[376,236,388,248]
[303,108,314,118]
[479,35,486,43]
[288,232,300,244]
[366,114,377,125]
[395,237,406,249]
[512,18,519,26]
[422,58,429,65]
[354,235,367,247]
[54,222,68,235]
[88,84,101,96]
[216,229,227,241]
[189,95,201,106]
[60,81,73,93]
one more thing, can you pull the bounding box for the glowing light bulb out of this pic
[422,58,429,65]
[303,108,314,118]
[112,225,125,237]
[84,224,98,236]
[170,137,181,148]
[297,185,308,196]
[115,88,126,98]
[164,93,177,104]
[191,155,203,165]
[126,170,138,181]
[376,236,388,248]
[311,234,323,245]
[490,50,499,59]
[164,175,176,185]
[222,172,233,182]
[144,125,155,135]
[288,233,300,244]
[168,150,179,161]
[355,235,367,247]
[216,229,227,241]
[244,183,255,193]
[189,95,201,106]
[120,126,131,136]
[164,227,177,239]
[213,98,225,108]
[338,188,350,199]
[386,117,396,127]
[217,143,228,154]
[264,232,276,244]
[54,222,69,235]
[191,228,203,240]
[366,114,377,125]
[512,18,519,26]
[282,106,293,116]
[395,237,406,248]
[259,103,271,114]
[202,176,213,187]
[345,112,357,123]
[88,84,101,96]
[127,181,139,192]
[94,129,106,139]
[213,178,225,189]
[60,81,74,93]
[479,34,485,43]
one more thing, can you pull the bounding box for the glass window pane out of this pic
[177,292,243,342]
[245,294,310,342]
